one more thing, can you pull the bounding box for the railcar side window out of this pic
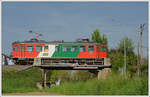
[44,46,48,52]
[97,46,101,52]
[14,46,18,51]
[97,47,99,52]
[36,46,42,52]
[63,46,69,52]
[27,46,33,52]
[102,46,106,52]
[80,46,85,52]
[71,46,77,52]
[55,46,59,52]
[20,46,24,51]
[88,46,94,52]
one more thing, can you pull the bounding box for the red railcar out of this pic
[12,40,107,65]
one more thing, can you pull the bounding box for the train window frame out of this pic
[63,46,69,52]
[102,46,106,52]
[88,46,94,52]
[44,46,48,52]
[71,46,77,52]
[36,46,42,52]
[20,45,25,51]
[55,46,59,52]
[80,46,85,52]
[97,47,99,52]
[14,45,18,51]
[27,46,33,52]
[97,46,101,52]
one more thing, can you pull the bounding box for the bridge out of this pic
[32,58,112,88]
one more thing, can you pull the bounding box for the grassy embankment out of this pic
[2,68,148,95]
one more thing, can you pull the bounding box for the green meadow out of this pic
[2,67,148,95]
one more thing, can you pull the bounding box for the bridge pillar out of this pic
[42,69,47,88]
[97,70,102,80]
[97,58,112,79]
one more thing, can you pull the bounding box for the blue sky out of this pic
[2,2,148,56]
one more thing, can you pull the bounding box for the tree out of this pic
[109,37,137,77]
[109,49,124,73]
[91,29,108,44]
[118,37,135,53]
[102,34,108,44]
[92,29,102,43]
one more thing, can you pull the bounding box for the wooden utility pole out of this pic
[137,24,144,76]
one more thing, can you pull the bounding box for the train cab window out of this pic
[55,46,59,52]
[27,46,33,52]
[102,46,106,52]
[71,46,77,52]
[20,46,25,51]
[97,46,101,52]
[44,46,48,52]
[80,46,85,52]
[14,46,18,51]
[88,46,94,52]
[63,46,69,52]
[36,46,42,52]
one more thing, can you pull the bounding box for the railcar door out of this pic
[20,44,25,58]
[101,46,107,58]
[97,45,101,58]
[42,45,49,57]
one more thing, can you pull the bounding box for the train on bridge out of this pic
[12,38,107,65]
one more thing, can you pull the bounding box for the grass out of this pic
[2,68,42,93]
[2,68,148,95]
[43,75,148,95]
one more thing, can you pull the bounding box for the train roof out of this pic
[12,40,107,45]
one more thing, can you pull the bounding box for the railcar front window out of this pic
[27,46,33,52]
[63,46,69,52]
[80,46,85,52]
[102,46,106,52]
[14,46,18,51]
[36,46,42,52]
[71,46,77,52]
[88,46,94,52]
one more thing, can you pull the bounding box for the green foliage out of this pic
[126,53,137,77]
[118,37,135,53]
[109,50,124,73]
[109,37,138,76]
[91,29,108,44]
[141,63,148,76]
[44,74,148,95]
[2,68,42,93]
[71,71,96,81]
[92,29,102,43]
[2,69,148,95]
[50,70,71,83]
[109,48,137,77]
[101,34,108,44]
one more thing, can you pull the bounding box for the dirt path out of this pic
[3,92,63,96]
[2,65,33,71]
